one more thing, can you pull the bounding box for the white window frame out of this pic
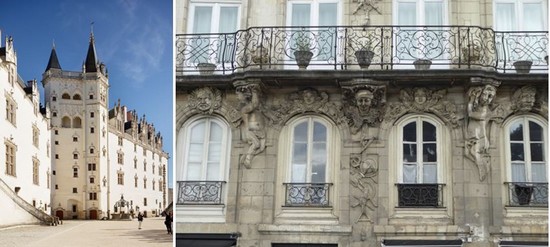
[176,115,232,223]
[392,0,450,69]
[285,0,343,69]
[504,115,548,183]
[275,115,340,224]
[493,0,548,31]
[288,117,329,184]
[388,114,452,223]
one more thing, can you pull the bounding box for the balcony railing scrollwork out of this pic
[176,25,548,74]
[505,182,548,207]
[284,183,332,207]
[396,183,445,207]
[176,181,226,205]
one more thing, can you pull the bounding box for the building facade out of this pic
[175,0,548,246]
[0,36,52,227]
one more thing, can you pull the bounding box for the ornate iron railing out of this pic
[396,183,445,207]
[284,183,332,207]
[505,182,548,207]
[176,26,548,74]
[176,181,225,205]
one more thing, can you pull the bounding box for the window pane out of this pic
[292,163,306,182]
[291,4,311,26]
[531,163,547,182]
[311,143,327,183]
[294,122,308,142]
[210,122,223,141]
[523,3,544,31]
[403,144,417,162]
[509,122,523,141]
[529,121,543,141]
[511,162,526,182]
[403,163,417,183]
[206,161,220,180]
[219,7,239,33]
[403,122,416,142]
[423,164,437,183]
[193,6,212,33]
[422,121,436,141]
[423,144,437,162]
[510,143,525,161]
[319,3,337,26]
[208,143,221,162]
[495,3,515,31]
[398,2,416,25]
[292,143,308,164]
[425,2,443,25]
[188,143,203,163]
[190,123,205,142]
[313,122,326,142]
[186,162,201,180]
[530,143,544,162]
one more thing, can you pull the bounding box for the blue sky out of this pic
[1,0,174,187]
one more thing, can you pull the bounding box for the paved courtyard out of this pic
[0,217,172,247]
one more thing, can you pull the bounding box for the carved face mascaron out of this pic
[196,91,213,111]
[480,86,496,106]
[414,88,428,105]
[355,90,374,110]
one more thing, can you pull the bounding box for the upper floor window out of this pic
[6,96,17,125]
[187,2,240,64]
[32,126,40,147]
[505,116,547,206]
[73,94,82,100]
[62,116,71,128]
[61,93,70,99]
[33,159,40,185]
[5,141,17,176]
[73,117,82,128]
[494,0,547,31]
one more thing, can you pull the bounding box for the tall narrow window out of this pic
[506,117,547,206]
[118,173,124,185]
[33,159,39,185]
[184,119,224,181]
[187,2,240,64]
[6,97,17,125]
[5,141,16,176]
[32,126,40,147]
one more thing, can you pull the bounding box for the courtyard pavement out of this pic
[0,217,173,247]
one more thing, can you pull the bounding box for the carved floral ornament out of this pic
[385,87,460,128]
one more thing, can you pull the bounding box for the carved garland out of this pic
[176,87,241,129]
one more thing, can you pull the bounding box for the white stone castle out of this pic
[0,32,168,227]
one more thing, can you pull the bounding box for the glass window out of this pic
[401,118,439,183]
[290,118,328,183]
[494,0,547,31]
[508,118,547,182]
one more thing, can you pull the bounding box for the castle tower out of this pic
[42,31,110,220]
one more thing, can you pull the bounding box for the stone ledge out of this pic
[489,225,548,238]
[258,224,352,235]
[374,225,469,237]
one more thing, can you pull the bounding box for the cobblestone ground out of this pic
[0,217,172,247]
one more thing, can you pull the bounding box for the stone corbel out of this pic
[341,79,387,135]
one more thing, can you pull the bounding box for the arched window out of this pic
[73,117,82,128]
[61,93,70,99]
[504,116,547,206]
[73,94,82,100]
[61,116,71,128]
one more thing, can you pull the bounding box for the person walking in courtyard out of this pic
[164,211,173,234]
[137,212,144,229]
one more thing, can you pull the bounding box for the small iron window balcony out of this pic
[284,183,332,207]
[396,183,445,207]
[177,181,225,205]
[505,182,548,207]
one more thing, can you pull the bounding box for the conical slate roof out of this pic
[84,33,98,73]
[45,46,61,72]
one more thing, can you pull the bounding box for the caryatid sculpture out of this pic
[465,85,497,181]
[235,83,266,169]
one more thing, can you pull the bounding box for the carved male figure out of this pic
[236,84,266,168]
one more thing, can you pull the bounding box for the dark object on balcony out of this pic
[197,63,216,75]
[251,46,269,65]
[355,50,375,69]
[294,50,313,70]
[513,60,533,74]
[514,184,534,205]
[397,184,440,207]
[413,59,432,70]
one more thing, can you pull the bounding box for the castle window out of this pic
[73,94,82,100]
[5,141,16,177]
[73,167,78,177]
[62,93,70,99]
[73,117,82,128]
[90,112,94,118]
[6,96,17,126]
[33,159,39,185]
[32,126,40,147]
[118,172,124,185]
[61,116,71,128]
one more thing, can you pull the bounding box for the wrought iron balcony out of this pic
[396,183,445,207]
[505,182,548,207]
[284,183,332,207]
[176,25,548,74]
[176,181,225,205]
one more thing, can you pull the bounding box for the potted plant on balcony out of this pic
[413,59,432,70]
[513,60,533,74]
[354,42,375,69]
[293,32,313,70]
[197,62,216,75]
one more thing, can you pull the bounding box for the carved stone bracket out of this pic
[385,87,460,128]
[341,79,387,135]
[350,153,378,223]
[234,80,267,169]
